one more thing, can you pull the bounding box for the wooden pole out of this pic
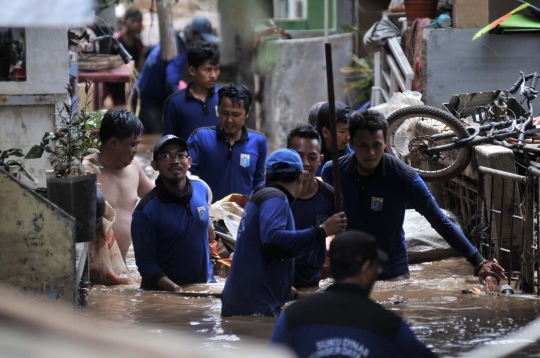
[324,43,342,213]
[157,0,178,62]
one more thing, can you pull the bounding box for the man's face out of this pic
[116,135,141,167]
[322,122,350,151]
[124,15,142,34]
[350,129,387,175]
[219,97,248,138]
[151,142,191,184]
[289,137,322,183]
[189,60,220,90]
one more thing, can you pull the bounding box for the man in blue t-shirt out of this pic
[162,41,220,140]
[187,83,267,202]
[131,17,218,134]
[270,230,438,358]
[322,109,507,284]
[131,135,215,291]
[308,101,353,176]
[221,149,347,317]
[287,124,335,288]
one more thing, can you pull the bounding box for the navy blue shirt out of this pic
[316,145,353,176]
[187,125,267,202]
[322,153,482,279]
[131,179,215,289]
[162,83,220,140]
[290,180,335,288]
[271,283,438,358]
[132,43,187,110]
[221,185,326,317]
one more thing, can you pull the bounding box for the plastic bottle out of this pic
[500,284,515,295]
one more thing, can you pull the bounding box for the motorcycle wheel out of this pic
[386,105,472,182]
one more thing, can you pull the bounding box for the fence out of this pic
[472,166,540,294]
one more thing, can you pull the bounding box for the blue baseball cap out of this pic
[266,149,303,174]
[191,16,219,44]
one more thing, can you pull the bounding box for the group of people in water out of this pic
[84,15,508,357]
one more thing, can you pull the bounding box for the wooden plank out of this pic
[454,0,489,28]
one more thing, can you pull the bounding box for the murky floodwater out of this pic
[77,135,540,357]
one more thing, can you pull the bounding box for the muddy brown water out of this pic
[77,135,540,357]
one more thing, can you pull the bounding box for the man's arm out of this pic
[407,175,506,283]
[252,138,268,191]
[131,210,173,289]
[392,320,438,358]
[165,53,186,96]
[135,158,155,198]
[270,312,292,346]
[187,133,201,175]
[162,96,179,136]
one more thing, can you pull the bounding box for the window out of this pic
[0,28,26,82]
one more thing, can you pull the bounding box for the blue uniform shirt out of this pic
[162,83,220,140]
[322,153,482,279]
[221,185,326,317]
[132,43,187,111]
[290,180,335,288]
[187,125,267,202]
[131,179,215,289]
[270,283,438,358]
[316,145,353,176]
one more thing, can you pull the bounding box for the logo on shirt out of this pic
[316,215,328,226]
[371,197,384,211]
[240,154,250,168]
[197,206,207,221]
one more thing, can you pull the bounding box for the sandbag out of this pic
[89,202,131,286]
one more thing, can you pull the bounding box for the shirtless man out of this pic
[85,109,154,259]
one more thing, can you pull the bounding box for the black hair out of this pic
[348,109,388,142]
[99,109,144,143]
[286,124,321,148]
[187,40,220,69]
[266,171,302,184]
[124,8,142,21]
[218,83,252,114]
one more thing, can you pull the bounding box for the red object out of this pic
[13,66,26,81]
[78,65,131,110]
[404,0,437,22]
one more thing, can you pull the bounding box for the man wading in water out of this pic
[84,109,154,260]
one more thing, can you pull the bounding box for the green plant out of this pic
[26,81,103,177]
[0,148,37,183]
[340,25,374,106]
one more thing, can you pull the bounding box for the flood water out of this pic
[78,135,540,357]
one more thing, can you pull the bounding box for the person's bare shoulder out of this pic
[133,157,155,197]
[83,153,101,175]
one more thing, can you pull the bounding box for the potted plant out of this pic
[26,81,104,242]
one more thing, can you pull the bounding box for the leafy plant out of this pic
[0,148,37,183]
[341,53,374,106]
[26,81,103,177]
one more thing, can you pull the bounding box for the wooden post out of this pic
[324,43,342,212]
[157,0,178,62]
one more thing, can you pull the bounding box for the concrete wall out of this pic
[262,33,353,150]
[423,29,540,108]
[0,27,69,187]
[0,169,76,305]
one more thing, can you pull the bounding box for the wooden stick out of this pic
[324,43,342,213]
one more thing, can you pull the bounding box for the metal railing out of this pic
[371,37,414,107]
[474,166,540,293]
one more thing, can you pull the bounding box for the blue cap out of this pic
[191,16,219,44]
[266,149,303,174]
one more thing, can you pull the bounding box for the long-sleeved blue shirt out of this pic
[131,179,215,289]
[316,145,353,176]
[162,83,219,140]
[132,42,187,111]
[187,125,267,202]
[270,283,438,358]
[290,180,335,288]
[322,153,482,279]
[220,185,326,317]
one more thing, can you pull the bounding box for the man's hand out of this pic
[173,285,183,293]
[478,258,507,285]
[321,212,347,236]
[288,287,300,301]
